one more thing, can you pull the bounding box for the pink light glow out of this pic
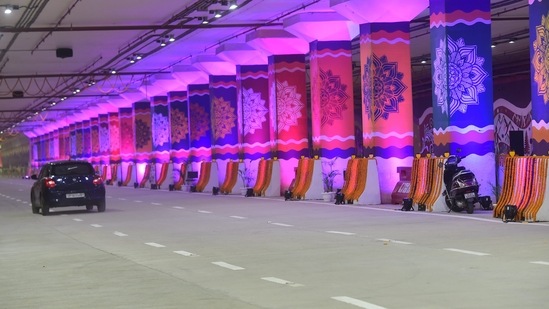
[136,163,148,183]
[191,54,236,76]
[216,43,268,65]
[284,12,359,42]
[171,65,209,86]
[246,29,309,55]
[331,0,428,23]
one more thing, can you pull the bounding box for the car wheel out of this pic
[31,192,39,214]
[40,195,50,216]
[86,204,94,211]
[97,199,106,212]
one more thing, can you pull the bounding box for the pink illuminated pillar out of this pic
[98,114,110,165]
[90,117,99,165]
[109,112,121,165]
[360,23,414,202]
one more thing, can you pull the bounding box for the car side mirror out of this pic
[31,175,38,180]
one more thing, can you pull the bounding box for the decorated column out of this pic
[151,96,171,163]
[169,91,190,185]
[133,101,152,186]
[430,0,495,196]
[109,112,121,165]
[210,75,239,162]
[119,107,135,185]
[188,84,212,164]
[69,123,76,160]
[90,117,99,166]
[82,120,91,162]
[531,0,549,155]
[75,122,83,160]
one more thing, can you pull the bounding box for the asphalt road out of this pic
[1,178,548,309]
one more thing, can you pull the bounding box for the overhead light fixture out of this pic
[228,0,238,9]
[168,34,175,42]
[491,43,497,48]
[214,11,222,18]
[135,54,143,60]
[509,38,515,44]
[110,69,117,74]
[198,16,209,24]
[86,80,96,86]
[3,4,19,14]
[50,101,56,106]
[157,38,167,47]
[420,59,427,64]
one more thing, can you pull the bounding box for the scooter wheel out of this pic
[466,203,474,214]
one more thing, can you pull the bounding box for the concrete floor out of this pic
[1,177,548,309]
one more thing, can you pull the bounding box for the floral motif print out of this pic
[320,68,349,127]
[212,96,236,140]
[276,80,304,132]
[533,14,549,103]
[242,87,268,135]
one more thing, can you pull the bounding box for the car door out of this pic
[32,165,49,202]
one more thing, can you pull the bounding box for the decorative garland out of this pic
[156,163,169,187]
[290,158,305,198]
[407,158,420,201]
[253,159,267,196]
[424,157,445,211]
[122,164,133,187]
[173,164,186,190]
[139,164,151,188]
[349,158,369,202]
[494,157,514,217]
[340,158,355,196]
[195,161,211,192]
[260,159,273,196]
[111,164,118,183]
[524,157,548,221]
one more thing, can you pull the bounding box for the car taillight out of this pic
[44,178,56,189]
[93,176,103,186]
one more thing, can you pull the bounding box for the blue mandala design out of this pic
[152,113,170,147]
[363,54,407,121]
[99,125,109,153]
[320,68,349,127]
[433,36,488,116]
[135,119,151,149]
[533,14,549,103]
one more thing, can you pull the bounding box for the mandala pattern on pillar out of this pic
[99,125,110,152]
[110,124,120,151]
[120,122,133,150]
[189,102,209,141]
[212,96,236,140]
[533,14,549,104]
[242,88,268,135]
[135,120,150,149]
[433,36,488,116]
[152,113,169,147]
[170,109,188,144]
[363,54,407,121]
[320,68,349,127]
[276,80,304,132]
[91,130,99,153]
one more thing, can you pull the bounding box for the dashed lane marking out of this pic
[377,238,413,245]
[145,242,166,248]
[151,202,162,205]
[212,261,244,270]
[198,210,212,214]
[331,296,387,309]
[530,261,549,266]
[261,277,303,287]
[114,231,128,237]
[326,231,356,236]
[174,250,198,257]
[230,215,247,219]
[270,222,293,227]
[90,224,102,228]
[172,206,185,210]
[73,218,83,222]
[444,248,490,256]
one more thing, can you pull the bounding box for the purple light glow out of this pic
[284,12,359,42]
[331,0,428,23]
[246,29,309,55]
[216,43,268,65]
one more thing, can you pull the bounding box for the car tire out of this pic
[97,199,106,212]
[40,195,50,216]
[31,193,39,214]
[86,204,94,211]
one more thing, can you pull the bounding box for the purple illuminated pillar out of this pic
[90,117,99,165]
[98,114,110,165]
[238,65,270,160]
[109,112,121,165]
[210,75,239,161]
[133,101,152,164]
[82,120,91,162]
[360,22,414,202]
[310,40,355,159]
[188,84,212,163]
[69,123,76,160]
[168,91,190,164]
[119,107,135,163]
[530,0,549,154]
[151,96,171,163]
[75,122,83,160]
[430,0,495,196]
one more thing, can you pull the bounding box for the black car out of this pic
[31,160,106,215]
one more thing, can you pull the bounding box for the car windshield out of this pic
[52,163,94,176]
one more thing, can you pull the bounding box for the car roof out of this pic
[46,160,92,166]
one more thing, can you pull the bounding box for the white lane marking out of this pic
[114,231,128,237]
[90,224,102,228]
[212,261,244,270]
[174,250,198,257]
[145,242,166,248]
[118,198,127,201]
[326,230,356,236]
[73,218,83,222]
[270,222,293,227]
[444,248,490,256]
[151,202,162,206]
[172,206,185,210]
[261,277,303,287]
[198,210,212,214]
[134,200,143,203]
[331,296,387,309]
[377,238,413,245]
[230,215,247,219]
[530,261,549,266]
[16,199,21,202]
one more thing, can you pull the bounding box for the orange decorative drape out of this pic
[195,161,212,192]
[173,164,187,190]
[139,164,151,188]
[220,161,239,194]
[156,163,169,188]
[122,164,133,187]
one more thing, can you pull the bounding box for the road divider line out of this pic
[151,202,162,206]
[331,296,387,309]
[261,277,303,287]
[73,218,83,222]
[444,248,490,256]
[377,238,413,245]
[172,206,185,210]
[198,210,212,214]
[326,231,356,236]
[145,242,166,248]
[530,261,549,266]
[230,215,247,219]
[90,224,102,228]
[114,231,128,237]
[270,222,293,227]
[212,261,244,270]
[174,250,198,257]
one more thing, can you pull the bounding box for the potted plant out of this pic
[238,164,256,195]
[322,158,341,202]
